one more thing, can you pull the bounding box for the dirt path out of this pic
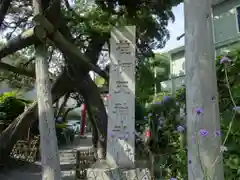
[0,134,92,180]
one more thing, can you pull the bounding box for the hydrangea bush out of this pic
[146,94,187,179]
[144,50,240,180]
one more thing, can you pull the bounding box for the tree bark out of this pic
[0,69,72,163]
[56,12,109,158]
[82,91,99,160]
[184,0,224,179]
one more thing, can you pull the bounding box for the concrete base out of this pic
[86,160,151,180]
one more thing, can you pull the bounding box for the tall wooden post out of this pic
[184,0,224,179]
[32,0,61,179]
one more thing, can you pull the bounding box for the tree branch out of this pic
[0,28,38,59]
[0,61,35,78]
[33,15,109,80]
[56,92,71,118]
[62,105,80,122]
[81,90,99,158]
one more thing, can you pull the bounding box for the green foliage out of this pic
[146,94,187,179]
[135,100,145,121]
[0,53,35,90]
[159,49,240,179]
[2,0,177,105]
[136,54,170,103]
[216,51,240,179]
[94,75,105,87]
[95,0,182,50]
[175,86,185,104]
[64,1,173,105]
[62,0,183,59]
[0,90,18,101]
[0,91,28,124]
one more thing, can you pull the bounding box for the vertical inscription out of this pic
[107,26,136,168]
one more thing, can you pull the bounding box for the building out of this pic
[161,0,240,92]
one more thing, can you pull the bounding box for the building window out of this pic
[236,6,240,32]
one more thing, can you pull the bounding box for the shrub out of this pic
[0,91,28,125]
[146,94,187,179]
[158,49,240,180]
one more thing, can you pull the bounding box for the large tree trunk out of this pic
[82,91,99,160]
[57,15,109,158]
[77,74,107,159]
[0,69,72,163]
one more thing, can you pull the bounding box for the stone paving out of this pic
[0,134,92,180]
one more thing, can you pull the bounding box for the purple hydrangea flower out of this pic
[177,125,185,132]
[199,129,208,136]
[170,178,177,180]
[144,116,148,120]
[148,113,152,117]
[220,56,231,64]
[194,107,203,114]
[163,96,169,102]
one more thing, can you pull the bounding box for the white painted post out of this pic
[184,0,224,179]
[107,26,136,168]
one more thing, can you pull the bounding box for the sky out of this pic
[156,3,185,53]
